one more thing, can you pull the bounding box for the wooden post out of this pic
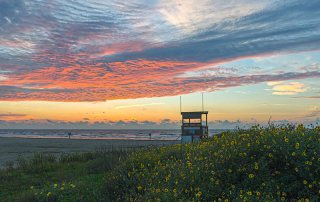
[180,96,182,113]
[202,93,204,111]
[206,114,208,127]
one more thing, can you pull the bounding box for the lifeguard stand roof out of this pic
[181,111,208,119]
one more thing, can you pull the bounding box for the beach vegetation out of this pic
[105,124,320,201]
[0,124,319,201]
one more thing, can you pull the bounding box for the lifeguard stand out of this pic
[181,111,208,143]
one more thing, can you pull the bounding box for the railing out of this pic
[182,123,208,127]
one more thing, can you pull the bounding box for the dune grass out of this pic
[1,124,319,201]
[0,148,129,201]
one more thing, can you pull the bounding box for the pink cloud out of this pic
[1,58,320,101]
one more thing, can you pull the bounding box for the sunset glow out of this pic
[0,0,319,129]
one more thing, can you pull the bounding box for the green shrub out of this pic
[105,124,320,201]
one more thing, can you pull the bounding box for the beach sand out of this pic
[0,137,179,168]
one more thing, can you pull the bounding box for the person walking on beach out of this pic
[149,133,152,140]
[68,132,72,139]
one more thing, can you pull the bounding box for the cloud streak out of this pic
[0,0,320,101]
[0,117,318,130]
[293,96,320,99]
[115,103,165,109]
[0,113,32,121]
[0,113,27,117]
[267,81,308,95]
[1,62,320,101]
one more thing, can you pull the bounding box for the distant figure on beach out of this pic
[149,133,152,140]
[68,132,72,139]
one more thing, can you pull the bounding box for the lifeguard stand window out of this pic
[183,119,201,124]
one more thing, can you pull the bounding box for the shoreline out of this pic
[0,137,179,168]
[0,135,180,141]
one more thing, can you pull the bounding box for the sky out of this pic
[0,0,319,129]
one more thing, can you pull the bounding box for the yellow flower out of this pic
[302,151,307,156]
[284,137,289,143]
[54,183,58,188]
[137,186,143,191]
[248,174,255,179]
[164,188,169,193]
[60,187,64,190]
[173,189,177,193]
[30,186,34,189]
[303,180,308,185]
[295,143,300,149]
[70,183,76,188]
[47,192,52,197]
[256,191,261,196]
[247,191,252,196]
[196,191,202,198]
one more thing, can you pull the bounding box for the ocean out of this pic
[0,129,227,141]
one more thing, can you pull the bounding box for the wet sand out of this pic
[0,137,179,167]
